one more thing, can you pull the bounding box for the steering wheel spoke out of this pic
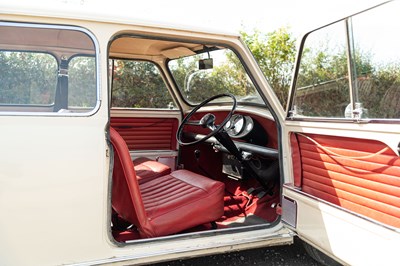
[176,93,237,146]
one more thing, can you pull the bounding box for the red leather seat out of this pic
[110,127,225,238]
[133,157,171,184]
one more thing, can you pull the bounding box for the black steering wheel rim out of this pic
[176,93,237,146]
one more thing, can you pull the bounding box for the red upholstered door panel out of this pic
[111,117,178,150]
[291,133,400,228]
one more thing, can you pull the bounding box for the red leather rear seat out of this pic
[133,157,171,184]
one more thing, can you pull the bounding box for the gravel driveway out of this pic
[149,237,322,266]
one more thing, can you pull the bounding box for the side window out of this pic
[68,56,97,109]
[351,3,400,119]
[111,59,176,109]
[0,51,57,105]
[292,22,350,118]
[290,1,400,120]
[0,24,97,114]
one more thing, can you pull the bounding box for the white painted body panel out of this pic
[1,1,399,265]
[284,186,400,266]
[0,7,291,266]
[0,115,111,265]
[282,120,400,265]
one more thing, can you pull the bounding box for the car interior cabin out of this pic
[108,35,281,242]
[0,24,282,243]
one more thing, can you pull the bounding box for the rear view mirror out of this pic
[199,58,213,70]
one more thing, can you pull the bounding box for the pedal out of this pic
[256,191,267,199]
[246,187,256,195]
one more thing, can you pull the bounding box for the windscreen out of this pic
[168,47,264,106]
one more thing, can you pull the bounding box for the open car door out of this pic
[281,1,400,265]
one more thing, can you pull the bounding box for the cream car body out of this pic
[0,1,399,266]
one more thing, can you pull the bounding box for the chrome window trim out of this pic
[286,2,399,123]
[286,116,400,124]
[0,21,101,117]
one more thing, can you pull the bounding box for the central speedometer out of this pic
[224,114,254,138]
[232,115,245,135]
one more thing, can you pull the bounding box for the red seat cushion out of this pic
[140,169,225,237]
[110,127,225,238]
[133,157,171,184]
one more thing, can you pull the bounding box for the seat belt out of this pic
[54,58,69,112]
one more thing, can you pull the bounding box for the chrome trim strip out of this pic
[130,150,178,160]
[0,21,101,117]
[283,183,400,233]
[345,17,358,111]
[285,116,400,124]
[124,222,276,245]
[69,227,293,266]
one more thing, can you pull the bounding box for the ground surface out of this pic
[149,237,323,266]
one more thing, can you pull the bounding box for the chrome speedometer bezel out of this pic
[224,114,254,138]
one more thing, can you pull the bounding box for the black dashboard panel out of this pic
[224,114,268,146]
[185,132,278,159]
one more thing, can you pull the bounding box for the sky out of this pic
[2,0,386,41]
[94,0,386,41]
[1,0,389,50]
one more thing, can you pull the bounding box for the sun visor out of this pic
[161,46,196,59]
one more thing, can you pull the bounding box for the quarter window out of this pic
[0,24,97,114]
[68,56,97,108]
[0,51,57,105]
[111,59,176,109]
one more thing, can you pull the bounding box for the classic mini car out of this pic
[0,1,399,265]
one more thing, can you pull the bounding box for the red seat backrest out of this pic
[110,127,155,237]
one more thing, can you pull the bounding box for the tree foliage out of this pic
[169,52,257,104]
[69,56,97,108]
[295,42,400,118]
[112,60,175,108]
[241,27,297,107]
[1,27,399,118]
[0,52,57,105]
[0,52,97,108]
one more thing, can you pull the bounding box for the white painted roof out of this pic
[0,0,240,37]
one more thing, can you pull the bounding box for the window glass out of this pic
[291,2,400,120]
[0,24,97,113]
[351,2,400,119]
[168,48,264,105]
[0,51,57,105]
[111,59,176,109]
[69,56,96,108]
[292,22,350,118]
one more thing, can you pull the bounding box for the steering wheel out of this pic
[176,93,237,146]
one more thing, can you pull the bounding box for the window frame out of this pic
[287,9,400,124]
[0,21,100,117]
[109,57,178,111]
